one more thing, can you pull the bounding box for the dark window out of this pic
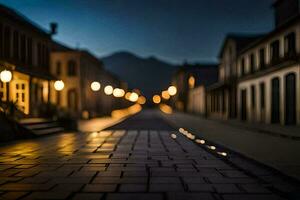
[4,26,11,58]
[45,47,50,69]
[250,54,255,73]
[270,40,280,64]
[284,32,296,57]
[67,60,77,76]
[241,58,245,76]
[56,61,61,75]
[13,30,19,59]
[251,85,256,108]
[20,34,26,63]
[37,43,42,66]
[259,48,266,69]
[27,38,32,65]
[260,83,265,109]
[0,23,3,57]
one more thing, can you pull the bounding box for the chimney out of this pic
[50,22,58,35]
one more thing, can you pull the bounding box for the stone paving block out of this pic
[182,177,205,183]
[149,184,184,192]
[53,183,83,191]
[72,193,103,200]
[187,183,214,192]
[23,191,71,199]
[0,183,54,191]
[240,184,272,193]
[119,184,147,192]
[106,193,164,200]
[208,177,257,184]
[167,192,215,200]
[123,171,148,177]
[0,191,28,199]
[93,177,121,184]
[213,184,242,193]
[222,194,286,200]
[150,177,181,184]
[83,184,117,192]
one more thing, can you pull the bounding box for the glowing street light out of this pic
[54,80,64,91]
[137,96,146,105]
[0,70,12,83]
[152,95,161,104]
[161,90,170,100]
[91,81,101,91]
[113,88,125,97]
[104,85,113,95]
[129,92,139,102]
[168,86,177,96]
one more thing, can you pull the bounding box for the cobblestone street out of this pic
[0,111,299,200]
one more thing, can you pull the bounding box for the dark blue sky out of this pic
[0,0,274,64]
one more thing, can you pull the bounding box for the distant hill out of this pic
[101,51,177,98]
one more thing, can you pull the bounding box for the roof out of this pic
[218,33,266,58]
[0,4,50,37]
[176,63,219,87]
[239,15,300,54]
[51,40,74,52]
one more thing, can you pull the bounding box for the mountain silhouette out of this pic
[102,51,177,98]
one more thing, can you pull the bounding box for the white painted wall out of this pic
[237,65,300,125]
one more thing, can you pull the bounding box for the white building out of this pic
[236,0,300,125]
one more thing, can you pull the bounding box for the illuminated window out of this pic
[188,76,195,89]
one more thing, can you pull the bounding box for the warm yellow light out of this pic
[159,104,173,114]
[113,88,125,97]
[189,76,195,89]
[125,92,131,100]
[168,86,177,96]
[91,81,101,91]
[0,70,12,83]
[129,92,139,102]
[137,96,146,105]
[152,95,161,104]
[161,90,170,100]
[54,80,64,91]
[104,85,113,95]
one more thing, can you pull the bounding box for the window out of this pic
[250,54,255,73]
[27,38,33,65]
[56,61,62,75]
[4,26,11,58]
[270,40,280,64]
[260,83,265,109]
[284,32,296,57]
[13,30,19,59]
[241,58,245,76]
[0,23,3,57]
[259,48,265,69]
[251,85,256,108]
[20,34,26,63]
[37,43,42,66]
[67,60,77,76]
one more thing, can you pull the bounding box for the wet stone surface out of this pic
[0,127,298,199]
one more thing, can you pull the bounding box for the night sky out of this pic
[0,0,274,64]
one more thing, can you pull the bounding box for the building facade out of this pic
[50,49,122,118]
[236,0,300,125]
[171,63,218,112]
[206,35,264,120]
[0,4,56,116]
